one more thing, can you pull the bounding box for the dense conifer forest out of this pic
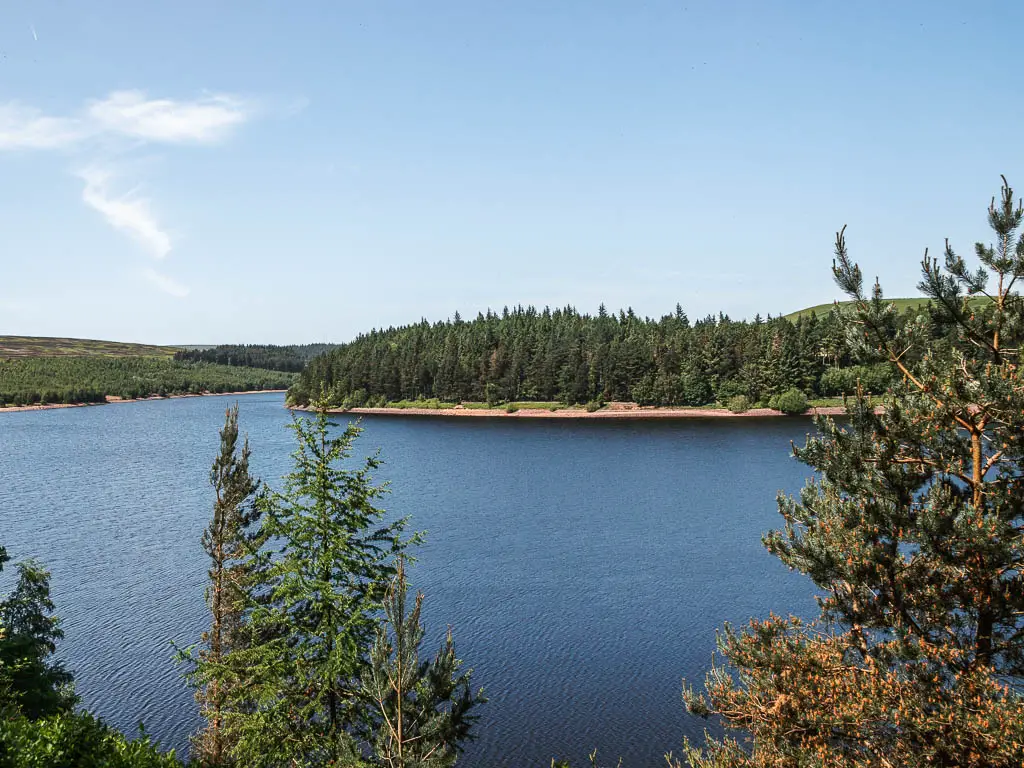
[0,358,295,407]
[288,304,907,409]
[174,344,339,373]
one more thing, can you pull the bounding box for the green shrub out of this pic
[715,379,747,400]
[774,387,809,415]
[505,403,519,413]
[819,363,895,396]
[726,395,751,413]
[584,398,604,413]
[0,711,182,767]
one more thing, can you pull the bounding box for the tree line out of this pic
[0,358,296,407]
[3,179,1023,766]
[287,300,909,410]
[174,344,340,373]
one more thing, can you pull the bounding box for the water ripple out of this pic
[2,394,816,766]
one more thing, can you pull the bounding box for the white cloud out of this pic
[142,268,189,298]
[87,90,251,144]
[0,90,252,152]
[0,88,262,297]
[78,167,172,260]
[0,103,85,150]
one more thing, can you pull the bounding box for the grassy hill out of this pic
[0,336,179,357]
[784,296,993,322]
[0,336,296,407]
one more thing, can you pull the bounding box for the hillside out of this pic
[0,336,178,357]
[783,295,996,322]
[0,336,296,408]
[783,298,930,321]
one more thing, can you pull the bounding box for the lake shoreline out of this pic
[0,389,288,414]
[293,404,851,419]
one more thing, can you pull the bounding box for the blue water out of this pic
[0,393,817,766]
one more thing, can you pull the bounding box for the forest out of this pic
[288,303,909,410]
[0,357,296,407]
[174,344,340,373]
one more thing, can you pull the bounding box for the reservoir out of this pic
[1,392,816,766]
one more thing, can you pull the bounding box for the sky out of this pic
[1,1,1022,345]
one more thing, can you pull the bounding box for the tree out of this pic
[0,551,75,721]
[183,405,260,767]
[362,559,485,768]
[223,406,416,767]
[0,544,183,766]
[681,178,1024,767]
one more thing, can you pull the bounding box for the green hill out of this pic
[0,336,179,358]
[784,296,993,322]
[0,336,298,408]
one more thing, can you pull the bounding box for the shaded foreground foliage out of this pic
[0,547,181,766]
[0,357,295,407]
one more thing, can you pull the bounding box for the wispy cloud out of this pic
[0,90,252,151]
[142,268,189,298]
[0,89,262,297]
[0,103,85,150]
[87,91,251,144]
[78,167,173,261]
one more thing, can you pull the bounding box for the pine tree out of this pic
[0,551,75,720]
[362,559,485,768]
[224,405,415,767]
[680,178,1024,767]
[185,405,260,767]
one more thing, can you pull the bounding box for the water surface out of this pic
[1,393,817,766]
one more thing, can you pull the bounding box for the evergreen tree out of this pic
[0,551,75,720]
[0,548,182,766]
[224,406,415,767]
[184,405,260,767]
[362,559,485,768]
[680,178,1024,766]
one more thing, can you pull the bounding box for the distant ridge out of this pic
[0,336,179,357]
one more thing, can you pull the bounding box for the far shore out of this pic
[0,389,288,414]
[294,403,854,420]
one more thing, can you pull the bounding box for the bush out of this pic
[774,388,808,415]
[505,403,519,413]
[715,379,747,401]
[584,398,604,413]
[726,395,751,413]
[0,711,182,767]
[819,363,895,396]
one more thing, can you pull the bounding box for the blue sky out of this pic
[1,1,1021,344]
